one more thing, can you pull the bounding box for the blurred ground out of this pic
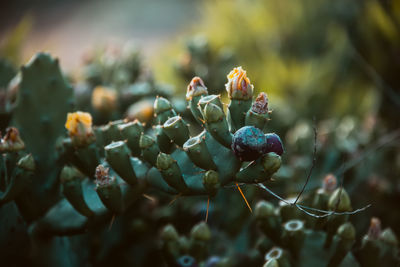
[0,0,200,71]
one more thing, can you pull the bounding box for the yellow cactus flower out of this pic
[65,111,94,146]
[125,99,154,123]
[91,86,117,112]
[65,111,92,135]
[225,66,253,100]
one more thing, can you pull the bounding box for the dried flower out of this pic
[225,66,253,100]
[186,77,208,100]
[368,217,382,239]
[252,92,268,114]
[322,173,337,193]
[0,127,25,152]
[95,165,112,187]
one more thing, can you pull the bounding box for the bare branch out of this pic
[256,183,370,218]
[294,117,317,204]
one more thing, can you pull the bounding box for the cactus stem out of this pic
[236,182,252,213]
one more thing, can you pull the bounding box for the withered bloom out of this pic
[251,92,268,114]
[368,217,382,239]
[0,127,25,152]
[95,165,113,187]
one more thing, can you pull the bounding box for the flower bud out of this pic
[190,222,211,241]
[255,200,275,220]
[154,96,177,124]
[322,173,337,193]
[91,86,117,113]
[0,127,25,152]
[60,165,84,183]
[186,77,208,100]
[125,99,154,123]
[337,222,356,240]
[202,170,220,196]
[367,217,381,240]
[328,188,352,212]
[225,66,253,100]
[380,228,398,246]
[154,96,173,114]
[203,102,224,123]
[161,224,179,242]
[65,111,95,147]
[17,154,35,171]
[156,152,175,170]
[139,133,155,149]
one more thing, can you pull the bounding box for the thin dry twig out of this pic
[294,117,317,204]
[255,119,373,218]
[256,183,371,218]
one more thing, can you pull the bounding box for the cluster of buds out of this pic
[65,111,95,147]
[0,127,25,153]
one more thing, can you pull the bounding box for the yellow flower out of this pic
[65,111,93,136]
[91,86,117,112]
[125,99,154,123]
[225,66,253,100]
[65,112,95,146]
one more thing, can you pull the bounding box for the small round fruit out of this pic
[232,126,267,161]
[264,133,284,156]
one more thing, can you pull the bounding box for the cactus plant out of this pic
[60,66,283,213]
[0,50,397,266]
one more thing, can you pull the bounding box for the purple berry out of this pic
[264,133,284,156]
[232,126,268,161]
